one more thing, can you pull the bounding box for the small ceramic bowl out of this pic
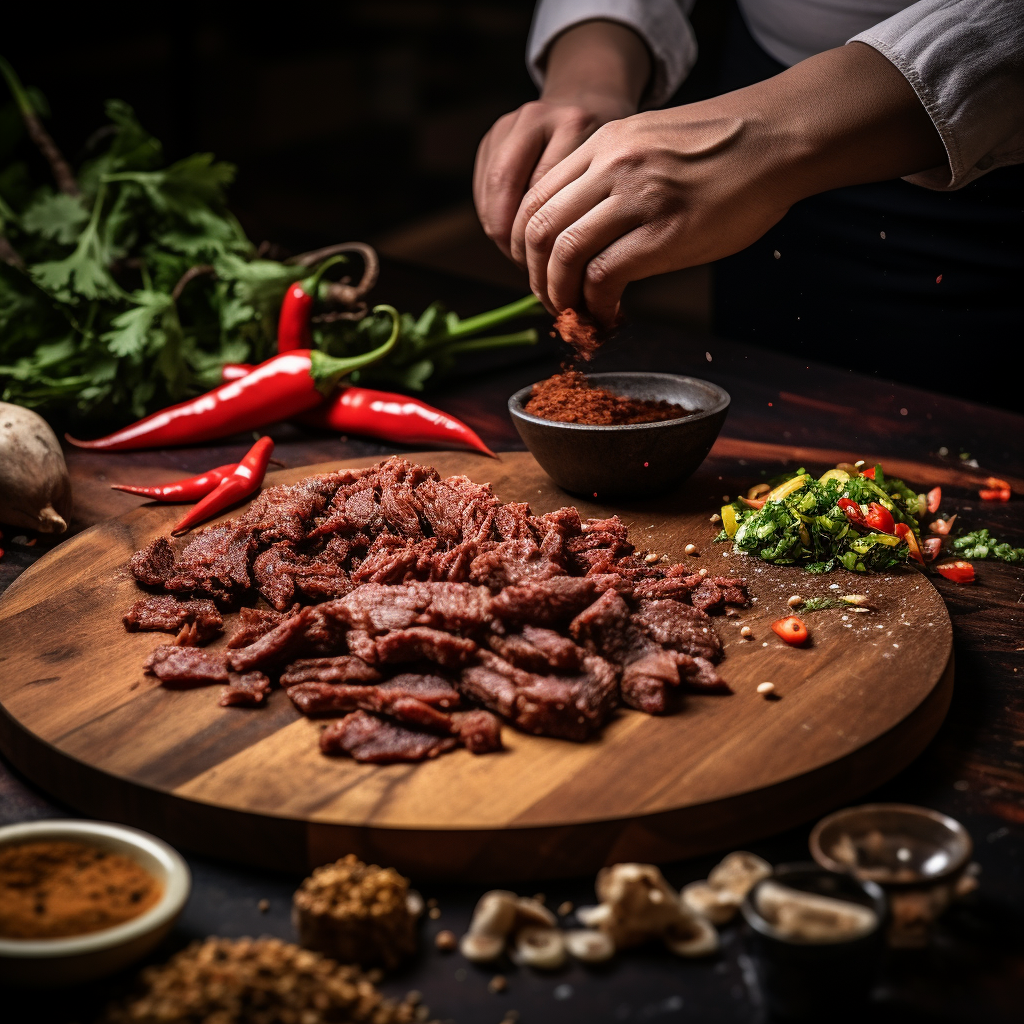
[809,803,972,887]
[508,372,730,498]
[0,819,190,987]
[741,863,887,1021]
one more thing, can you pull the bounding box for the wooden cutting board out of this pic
[0,451,952,881]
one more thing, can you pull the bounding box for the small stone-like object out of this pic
[292,854,421,970]
[435,929,458,951]
[710,513,722,523]
[257,898,270,913]
[684,544,698,555]
[489,974,508,993]
[757,682,776,696]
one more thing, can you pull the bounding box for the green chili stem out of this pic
[436,328,538,356]
[445,294,543,338]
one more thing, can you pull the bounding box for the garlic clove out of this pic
[680,881,739,925]
[515,896,556,930]
[514,926,566,970]
[663,914,719,958]
[564,929,615,962]
[459,930,506,963]
[467,890,519,939]
[575,904,611,929]
[406,890,424,918]
[707,851,772,900]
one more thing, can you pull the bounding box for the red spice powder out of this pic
[524,371,690,426]
[554,308,603,362]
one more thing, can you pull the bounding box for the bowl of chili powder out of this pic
[509,371,729,497]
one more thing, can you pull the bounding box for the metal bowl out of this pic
[809,803,973,887]
[508,372,730,498]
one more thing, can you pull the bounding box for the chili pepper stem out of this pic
[429,329,538,357]
[309,304,401,393]
[303,254,348,300]
[444,295,543,338]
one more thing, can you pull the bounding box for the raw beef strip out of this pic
[364,627,478,668]
[123,596,223,643]
[690,576,750,614]
[490,577,599,627]
[144,646,230,686]
[450,709,503,754]
[280,656,382,686]
[129,537,175,587]
[568,588,636,660]
[235,474,342,544]
[253,541,354,610]
[320,711,459,763]
[486,626,586,674]
[288,671,461,715]
[675,653,730,694]
[469,535,567,589]
[227,607,286,649]
[620,650,681,714]
[219,671,272,707]
[163,524,257,604]
[330,582,493,635]
[227,605,346,672]
[632,599,722,661]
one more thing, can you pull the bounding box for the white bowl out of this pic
[0,819,190,986]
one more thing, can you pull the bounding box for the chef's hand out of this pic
[473,20,651,259]
[510,42,947,324]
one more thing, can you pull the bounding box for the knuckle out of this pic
[585,255,616,289]
[524,209,556,248]
[550,230,584,268]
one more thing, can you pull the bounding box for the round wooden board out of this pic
[0,451,953,881]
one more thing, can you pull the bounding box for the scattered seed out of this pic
[489,974,508,994]
[428,907,442,920]
[644,552,660,565]
[757,682,776,697]
[257,898,270,913]
[435,930,457,951]
[684,544,698,555]
[787,595,803,608]
[698,568,708,577]
[740,626,752,638]
[710,513,721,523]
[557,901,574,916]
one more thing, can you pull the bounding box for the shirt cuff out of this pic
[849,0,1024,190]
[527,0,698,108]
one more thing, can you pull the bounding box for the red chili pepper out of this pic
[863,502,895,534]
[111,463,238,502]
[922,536,943,561]
[894,522,924,564]
[221,363,252,383]
[861,466,876,479]
[277,256,347,352]
[67,307,400,451]
[837,497,865,525]
[172,437,275,535]
[739,496,767,510]
[929,514,956,535]
[300,386,496,457]
[772,615,809,645]
[979,477,1011,502]
[926,487,941,513]
[935,560,975,583]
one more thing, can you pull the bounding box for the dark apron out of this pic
[709,3,1023,409]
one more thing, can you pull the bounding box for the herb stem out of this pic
[445,295,543,338]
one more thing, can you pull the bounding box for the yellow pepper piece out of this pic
[722,504,740,538]
[818,468,851,485]
[766,473,811,503]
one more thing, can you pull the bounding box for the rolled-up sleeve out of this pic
[526,0,697,108]
[849,0,1024,189]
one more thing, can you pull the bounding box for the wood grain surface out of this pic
[0,451,954,880]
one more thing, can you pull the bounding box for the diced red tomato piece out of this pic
[861,466,876,479]
[740,496,767,510]
[922,537,943,561]
[926,487,941,513]
[929,515,956,535]
[838,498,865,525]
[936,560,975,584]
[979,487,1011,502]
[772,615,809,645]
[864,502,896,534]
[894,523,925,564]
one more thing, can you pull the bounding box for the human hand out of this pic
[473,20,651,259]
[510,42,947,324]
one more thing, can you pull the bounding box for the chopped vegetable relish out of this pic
[716,465,924,573]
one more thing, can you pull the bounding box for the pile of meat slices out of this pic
[123,458,749,764]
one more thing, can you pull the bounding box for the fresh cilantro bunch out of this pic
[719,465,923,573]
[952,529,1024,564]
[0,64,311,422]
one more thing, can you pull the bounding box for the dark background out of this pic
[8,1,1020,409]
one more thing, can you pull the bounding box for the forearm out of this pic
[541,20,652,115]
[728,42,947,206]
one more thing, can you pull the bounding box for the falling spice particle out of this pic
[706,351,713,362]
[880,231,886,239]
[773,250,781,259]
[489,975,508,994]
[900,408,908,416]
[428,907,441,920]
[257,899,270,913]
[936,274,943,284]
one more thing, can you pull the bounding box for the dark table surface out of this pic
[1,258,1022,1023]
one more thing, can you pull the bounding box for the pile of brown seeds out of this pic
[99,937,433,1024]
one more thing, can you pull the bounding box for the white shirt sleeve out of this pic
[849,0,1024,190]
[526,0,698,108]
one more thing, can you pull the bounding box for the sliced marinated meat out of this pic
[675,653,731,694]
[227,604,346,672]
[129,537,176,587]
[620,650,681,714]
[632,599,722,661]
[235,474,340,545]
[227,607,286,649]
[289,670,461,715]
[486,626,586,674]
[320,711,459,763]
[329,582,493,635]
[219,671,272,707]
[450,709,503,754]
[369,627,477,668]
[491,577,598,627]
[144,646,230,687]
[280,656,382,686]
[469,535,567,590]
[123,595,223,643]
[690,576,750,614]
[568,588,636,660]
[163,524,256,604]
